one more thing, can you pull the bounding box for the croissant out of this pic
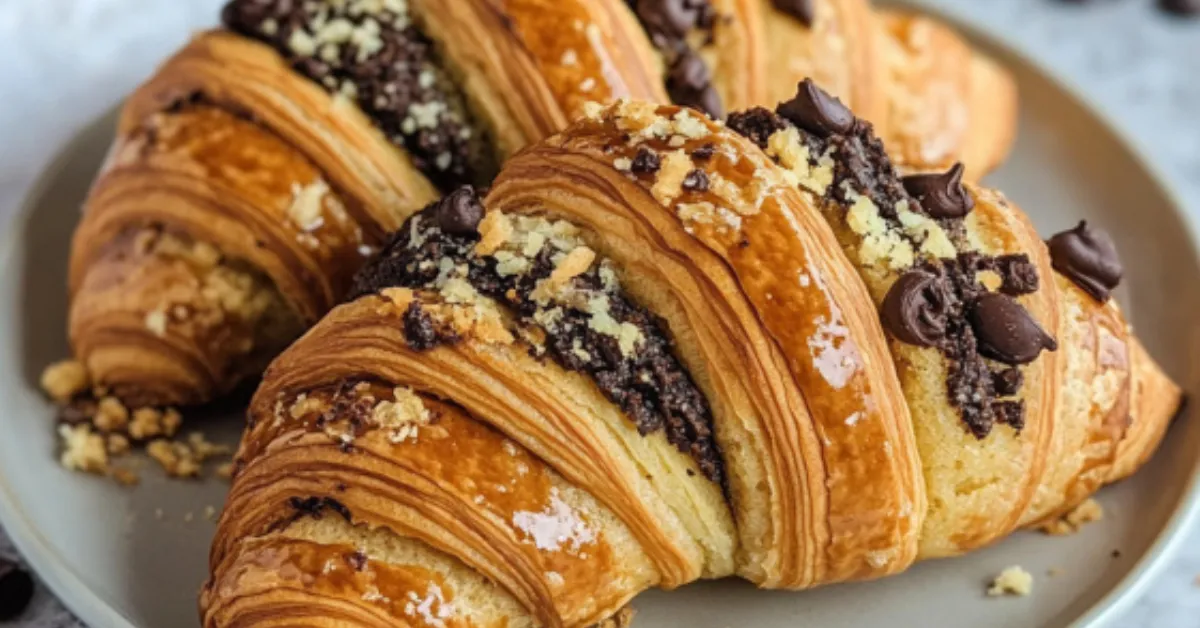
[202,86,1179,626]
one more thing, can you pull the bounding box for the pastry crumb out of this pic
[1047,567,1064,578]
[216,462,235,481]
[58,424,109,474]
[40,360,90,402]
[1038,498,1104,536]
[110,468,140,487]
[987,566,1033,597]
[592,607,635,628]
[204,505,218,521]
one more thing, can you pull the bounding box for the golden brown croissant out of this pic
[63,0,672,412]
[203,87,1179,626]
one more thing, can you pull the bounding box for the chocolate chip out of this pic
[667,51,724,118]
[0,559,33,621]
[882,269,953,347]
[1047,221,1123,302]
[992,400,1026,431]
[631,147,662,174]
[403,301,441,351]
[682,169,710,192]
[902,163,975,220]
[993,367,1024,396]
[430,186,485,236]
[994,254,1040,295]
[1160,0,1200,16]
[776,78,855,138]
[772,0,814,26]
[633,0,708,39]
[692,143,716,160]
[969,293,1058,365]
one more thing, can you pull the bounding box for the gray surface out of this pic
[0,0,1197,626]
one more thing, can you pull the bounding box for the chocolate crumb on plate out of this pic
[0,558,34,621]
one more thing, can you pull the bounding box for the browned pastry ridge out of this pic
[203,90,1180,626]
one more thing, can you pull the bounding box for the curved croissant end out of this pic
[877,11,1018,178]
[65,0,680,409]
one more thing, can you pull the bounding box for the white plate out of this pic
[2,9,1199,628]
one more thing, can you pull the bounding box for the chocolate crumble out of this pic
[352,192,725,483]
[288,495,352,522]
[222,0,494,190]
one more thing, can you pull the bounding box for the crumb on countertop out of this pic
[1037,497,1104,536]
[987,566,1033,597]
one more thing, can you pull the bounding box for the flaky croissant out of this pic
[203,87,1179,626]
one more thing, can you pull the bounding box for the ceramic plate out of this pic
[1,5,1198,628]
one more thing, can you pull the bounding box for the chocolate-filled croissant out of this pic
[66,0,668,409]
[202,91,1179,625]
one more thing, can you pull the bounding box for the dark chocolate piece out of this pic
[402,301,443,351]
[692,143,716,160]
[726,107,789,149]
[992,400,1026,431]
[667,51,724,118]
[431,186,485,236]
[631,146,663,174]
[777,79,855,138]
[346,551,368,572]
[1160,0,1200,16]
[288,496,353,522]
[993,367,1024,397]
[772,0,815,26]
[882,269,951,347]
[0,558,33,622]
[1047,221,1123,302]
[682,169,710,192]
[901,163,975,220]
[969,293,1058,365]
[633,0,713,39]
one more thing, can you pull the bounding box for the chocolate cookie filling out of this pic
[729,79,1057,438]
[627,0,724,118]
[352,188,725,483]
[222,0,493,190]
[1047,221,1123,303]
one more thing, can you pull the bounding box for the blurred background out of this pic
[0,0,1196,626]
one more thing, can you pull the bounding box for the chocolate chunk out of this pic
[430,186,485,236]
[1047,221,1123,302]
[992,400,1026,431]
[882,269,952,347]
[633,0,710,39]
[993,367,1024,396]
[726,107,789,149]
[1160,0,1200,16]
[777,79,855,138]
[288,496,352,521]
[667,51,724,118]
[692,143,716,160]
[969,293,1058,365]
[682,169,710,192]
[772,0,814,26]
[631,146,662,174]
[0,558,34,621]
[403,301,441,351]
[994,254,1040,295]
[902,163,975,220]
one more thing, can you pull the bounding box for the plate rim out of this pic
[1,5,1198,627]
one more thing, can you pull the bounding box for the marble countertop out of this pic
[0,0,1197,626]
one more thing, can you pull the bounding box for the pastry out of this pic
[63,0,668,411]
[202,88,1179,625]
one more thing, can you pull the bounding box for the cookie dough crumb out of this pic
[110,468,140,487]
[216,462,235,481]
[58,424,109,474]
[93,397,130,432]
[204,505,218,521]
[40,360,90,401]
[1038,498,1104,536]
[593,607,635,628]
[147,440,201,479]
[987,566,1033,597]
